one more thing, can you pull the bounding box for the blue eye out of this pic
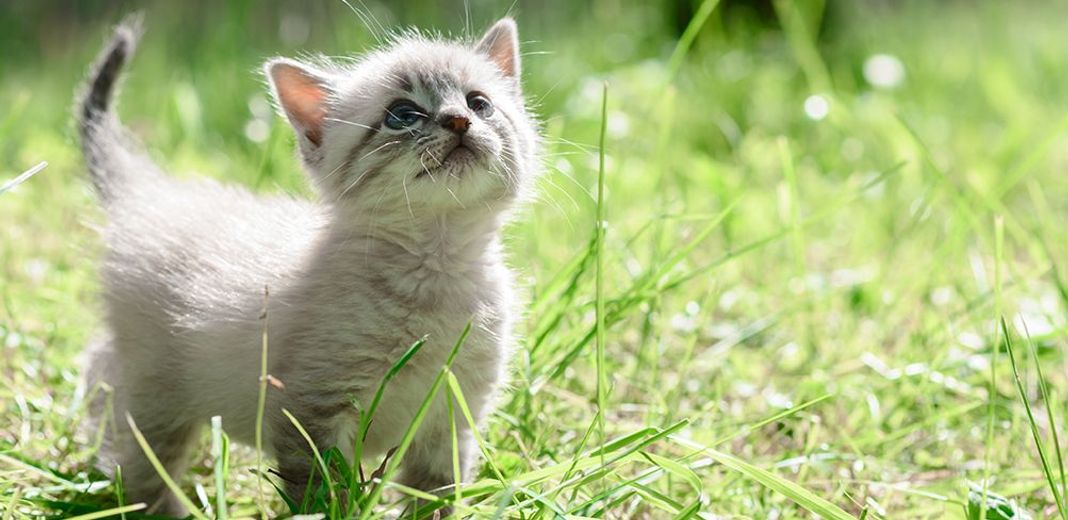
[384,102,425,130]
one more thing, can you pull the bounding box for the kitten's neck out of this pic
[326,206,507,271]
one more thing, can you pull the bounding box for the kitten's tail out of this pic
[78,14,149,203]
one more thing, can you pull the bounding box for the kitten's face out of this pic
[267,19,537,218]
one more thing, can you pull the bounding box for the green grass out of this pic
[3,0,1068,518]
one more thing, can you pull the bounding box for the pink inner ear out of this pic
[488,43,516,78]
[478,20,519,79]
[273,64,328,146]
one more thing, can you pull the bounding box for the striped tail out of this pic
[78,13,144,202]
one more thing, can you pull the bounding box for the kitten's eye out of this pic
[466,93,494,117]
[384,102,425,130]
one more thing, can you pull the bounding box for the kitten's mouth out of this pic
[418,143,479,177]
[445,144,475,162]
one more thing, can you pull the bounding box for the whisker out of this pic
[340,0,384,44]
[340,166,375,198]
[355,0,389,41]
[401,175,415,219]
[544,162,595,201]
[537,169,581,211]
[361,140,401,161]
[418,153,438,182]
[433,167,466,209]
[319,160,349,184]
[324,118,379,132]
[423,147,443,164]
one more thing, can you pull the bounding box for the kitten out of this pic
[77,14,538,516]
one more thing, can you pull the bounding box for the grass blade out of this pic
[1025,321,1068,511]
[664,0,721,83]
[62,504,147,520]
[448,382,463,516]
[114,466,126,520]
[348,336,427,511]
[670,435,857,520]
[356,322,471,520]
[638,451,702,492]
[210,415,229,520]
[981,216,1005,520]
[255,286,270,519]
[711,394,832,447]
[595,81,609,474]
[0,161,46,195]
[359,336,428,444]
[124,413,209,520]
[670,499,702,520]
[3,487,21,520]
[1002,317,1068,519]
[281,408,337,515]
[772,0,833,95]
[445,371,507,483]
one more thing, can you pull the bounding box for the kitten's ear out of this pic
[476,17,520,81]
[265,58,333,147]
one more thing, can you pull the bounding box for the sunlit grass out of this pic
[2,0,1068,518]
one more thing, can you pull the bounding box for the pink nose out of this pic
[441,115,470,134]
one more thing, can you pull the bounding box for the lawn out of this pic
[2,0,1068,518]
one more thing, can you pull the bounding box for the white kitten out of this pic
[78,14,538,516]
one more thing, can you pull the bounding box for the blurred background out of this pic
[3,0,1068,518]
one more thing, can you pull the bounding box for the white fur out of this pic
[80,17,538,516]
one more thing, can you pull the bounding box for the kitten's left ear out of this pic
[476,17,520,81]
[265,58,334,149]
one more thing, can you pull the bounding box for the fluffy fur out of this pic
[78,14,538,516]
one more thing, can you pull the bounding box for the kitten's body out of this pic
[79,16,536,516]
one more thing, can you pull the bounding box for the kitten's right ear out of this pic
[265,59,333,148]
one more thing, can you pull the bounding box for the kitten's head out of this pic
[265,18,538,219]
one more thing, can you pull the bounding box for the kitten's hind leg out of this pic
[84,335,201,517]
[82,332,119,453]
[110,416,200,517]
[103,412,199,516]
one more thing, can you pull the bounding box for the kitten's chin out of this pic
[446,145,477,165]
[424,161,518,209]
[418,144,481,179]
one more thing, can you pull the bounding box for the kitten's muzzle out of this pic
[440,114,470,134]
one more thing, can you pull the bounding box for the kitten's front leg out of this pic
[398,423,477,515]
[274,437,316,508]
[271,409,337,510]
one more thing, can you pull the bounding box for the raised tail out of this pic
[78,14,148,203]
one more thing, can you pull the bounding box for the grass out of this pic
[2,0,1068,518]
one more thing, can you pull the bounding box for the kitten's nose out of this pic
[440,114,470,134]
